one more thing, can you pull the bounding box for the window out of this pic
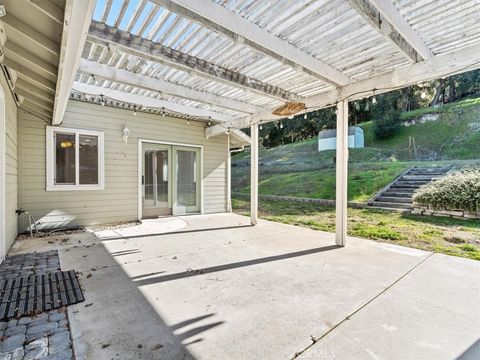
[46,127,104,191]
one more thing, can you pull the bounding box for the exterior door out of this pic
[173,147,201,215]
[141,143,201,218]
[142,144,172,217]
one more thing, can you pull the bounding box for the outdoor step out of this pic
[395,180,429,186]
[409,169,449,173]
[368,167,452,211]
[401,175,440,181]
[371,201,413,209]
[381,191,413,198]
[377,196,412,203]
[408,172,447,176]
[367,206,412,212]
[388,188,417,194]
[390,185,420,190]
[411,166,451,171]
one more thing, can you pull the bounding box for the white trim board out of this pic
[0,83,5,262]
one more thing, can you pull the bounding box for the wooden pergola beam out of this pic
[88,21,299,102]
[52,0,96,125]
[368,0,433,60]
[206,42,480,136]
[77,58,264,114]
[347,0,432,62]
[152,0,351,87]
[72,82,240,123]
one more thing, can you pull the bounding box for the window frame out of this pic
[46,126,105,191]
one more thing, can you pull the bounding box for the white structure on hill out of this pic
[318,127,364,151]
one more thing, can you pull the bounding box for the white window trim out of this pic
[46,126,105,191]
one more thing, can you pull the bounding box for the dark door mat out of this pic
[0,270,84,320]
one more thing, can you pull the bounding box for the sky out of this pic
[92,0,181,43]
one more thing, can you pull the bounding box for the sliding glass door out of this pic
[142,143,201,218]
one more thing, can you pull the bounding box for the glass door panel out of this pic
[143,150,156,207]
[156,151,169,207]
[173,147,201,214]
[142,144,171,217]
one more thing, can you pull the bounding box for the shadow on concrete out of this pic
[110,249,142,256]
[168,314,214,331]
[133,244,340,286]
[130,271,166,280]
[167,313,224,346]
[64,242,202,360]
[176,321,225,342]
[99,224,253,241]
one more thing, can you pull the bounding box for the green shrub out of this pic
[413,169,480,213]
[372,108,401,140]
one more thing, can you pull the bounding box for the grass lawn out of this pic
[235,161,410,202]
[232,101,480,202]
[232,198,480,261]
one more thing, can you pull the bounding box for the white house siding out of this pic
[17,100,228,232]
[1,73,18,250]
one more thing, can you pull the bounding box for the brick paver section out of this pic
[0,251,74,360]
[0,251,60,281]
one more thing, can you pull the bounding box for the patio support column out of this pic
[227,133,232,212]
[250,124,259,225]
[335,100,349,246]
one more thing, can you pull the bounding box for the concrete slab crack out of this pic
[291,252,435,359]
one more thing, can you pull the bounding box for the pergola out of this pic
[6,0,480,246]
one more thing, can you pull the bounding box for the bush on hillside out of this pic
[413,169,480,213]
[372,112,401,140]
[372,99,402,140]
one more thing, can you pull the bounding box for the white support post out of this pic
[336,101,349,246]
[250,124,259,225]
[226,133,232,212]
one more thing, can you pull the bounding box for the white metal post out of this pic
[250,124,259,225]
[227,133,232,212]
[335,101,349,246]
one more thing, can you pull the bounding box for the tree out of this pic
[372,92,401,140]
[253,68,480,148]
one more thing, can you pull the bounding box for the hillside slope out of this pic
[232,101,480,201]
[361,101,480,160]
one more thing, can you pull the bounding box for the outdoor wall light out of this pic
[122,125,130,144]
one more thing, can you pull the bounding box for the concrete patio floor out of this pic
[9,213,480,360]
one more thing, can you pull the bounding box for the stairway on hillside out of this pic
[368,166,452,211]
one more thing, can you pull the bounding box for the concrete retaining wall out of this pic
[412,206,480,219]
[232,192,366,208]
